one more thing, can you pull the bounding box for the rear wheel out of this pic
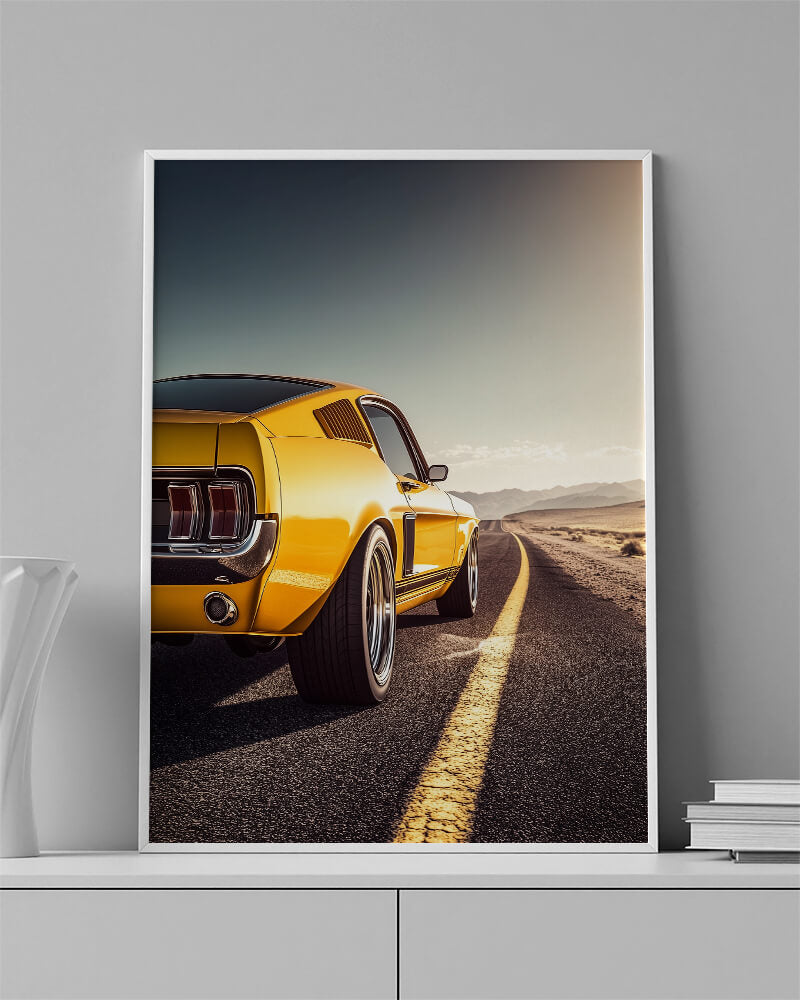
[436,532,478,618]
[287,525,396,704]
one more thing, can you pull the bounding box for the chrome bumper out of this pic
[151,517,278,586]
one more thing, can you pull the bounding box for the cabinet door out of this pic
[0,889,396,1000]
[400,888,800,1000]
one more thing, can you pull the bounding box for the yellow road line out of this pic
[393,532,530,844]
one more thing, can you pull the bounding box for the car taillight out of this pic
[208,481,244,540]
[167,483,202,540]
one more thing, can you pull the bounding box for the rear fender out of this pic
[251,437,407,634]
[217,420,281,516]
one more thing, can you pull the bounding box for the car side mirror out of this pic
[428,464,448,483]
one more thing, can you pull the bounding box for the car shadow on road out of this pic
[151,635,287,710]
[150,694,367,770]
[150,636,371,769]
[397,613,456,629]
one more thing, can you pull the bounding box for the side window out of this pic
[362,404,421,481]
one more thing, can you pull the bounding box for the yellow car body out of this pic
[151,375,478,640]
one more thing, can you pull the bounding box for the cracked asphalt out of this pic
[149,522,648,844]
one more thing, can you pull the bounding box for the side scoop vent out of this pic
[314,399,373,447]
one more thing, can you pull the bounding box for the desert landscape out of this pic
[452,479,644,520]
[505,499,647,626]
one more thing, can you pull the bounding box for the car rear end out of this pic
[150,413,282,635]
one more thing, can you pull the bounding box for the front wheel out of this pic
[287,525,396,704]
[436,532,478,618]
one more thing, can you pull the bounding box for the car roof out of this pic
[155,373,366,390]
[152,374,374,418]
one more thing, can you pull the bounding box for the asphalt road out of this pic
[149,521,648,844]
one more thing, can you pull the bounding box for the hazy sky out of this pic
[154,159,644,493]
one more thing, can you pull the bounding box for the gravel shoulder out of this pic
[508,524,646,626]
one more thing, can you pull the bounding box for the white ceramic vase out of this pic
[1,558,77,857]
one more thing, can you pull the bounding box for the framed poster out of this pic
[139,151,656,852]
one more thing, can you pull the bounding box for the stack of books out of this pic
[684,780,800,862]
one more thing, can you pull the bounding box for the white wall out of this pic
[1,0,797,851]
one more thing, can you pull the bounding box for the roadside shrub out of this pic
[620,538,644,557]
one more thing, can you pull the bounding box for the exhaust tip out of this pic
[204,592,238,626]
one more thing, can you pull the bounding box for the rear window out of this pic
[153,376,331,413]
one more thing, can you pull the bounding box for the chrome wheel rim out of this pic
[365,541,395,686]
[467,536,479,607]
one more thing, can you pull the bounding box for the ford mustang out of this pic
[151,375,479,704]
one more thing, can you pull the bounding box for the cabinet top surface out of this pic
[1,851,798,889]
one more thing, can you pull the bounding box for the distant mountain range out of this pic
[451,480,645,521]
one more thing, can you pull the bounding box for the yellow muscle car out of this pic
[152,375,478,704]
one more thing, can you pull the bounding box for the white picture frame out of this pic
[139,149,656,854]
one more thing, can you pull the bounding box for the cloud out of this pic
[585,445,642,459]
[440,440,567,467]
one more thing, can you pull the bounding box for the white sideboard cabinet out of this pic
[1,853,798,1000]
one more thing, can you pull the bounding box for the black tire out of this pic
[287,525,396,705]
[436,532,479,618]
